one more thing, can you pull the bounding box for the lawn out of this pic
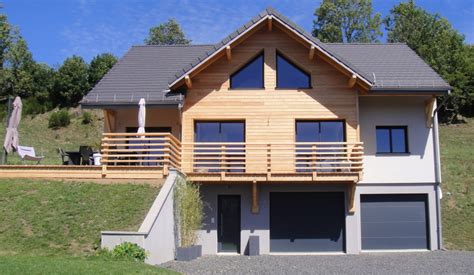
[439,118,474,250]
[0,179,174,273]
[0,109,103,165]
[0,256,177,275]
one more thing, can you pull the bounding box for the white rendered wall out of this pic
[359,96,436,184]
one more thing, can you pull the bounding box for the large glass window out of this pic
[230,52,264,89]
[276,52,311,89]
[296,121,345,142]
[194,121,245,173]
[376,126,408,154]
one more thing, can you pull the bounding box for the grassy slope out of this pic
[0,179,160,256]
[0,109,103,165]
[0,256,177,275]
[439,118,474,250]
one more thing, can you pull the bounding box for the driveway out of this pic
[162,251,474,274]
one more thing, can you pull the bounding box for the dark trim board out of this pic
[361,194,430,250]
[269,192,346,252]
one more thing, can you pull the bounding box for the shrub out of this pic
[81,111,93,124]
[48,109,71,129]
[111,242,147,262]
[174,177,203,247]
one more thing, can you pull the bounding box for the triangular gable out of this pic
[168,7,374,90]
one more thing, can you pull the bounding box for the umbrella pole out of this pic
[1,97,13,165]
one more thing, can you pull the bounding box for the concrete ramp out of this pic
[101,169,183,265]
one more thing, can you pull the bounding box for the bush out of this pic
[81,111,93,125]
[23,97,52,116]
[174,177,203,247]
[48,109,71,129]
[111,242,147,262]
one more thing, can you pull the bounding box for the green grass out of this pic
[0,255,176,275]
[440,118,474,250]
[0,179,160,256]
[0,109,103,165]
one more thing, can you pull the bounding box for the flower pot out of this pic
[176,245,202,261]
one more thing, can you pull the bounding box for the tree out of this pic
[312,0,382,43]
[88,53,117,87]
[0,5,11,69]
[52,55,89,107]
[145,18,191,45]
[385,0,473,122]
[3,32,35,98]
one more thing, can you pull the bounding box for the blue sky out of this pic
[4,0,474,67]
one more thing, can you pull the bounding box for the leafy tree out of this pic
[3,32,35,98]
[145,18,191,45]
[312,0,382,43]
[88,53,117,87]
[385,0,473,122]
[0,5,11,69]
[52,55,89,107]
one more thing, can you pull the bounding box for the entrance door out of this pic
[217,195,241,253]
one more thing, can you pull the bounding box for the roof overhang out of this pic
[368,87,451,96]
[168,13,373,90]
[81,101,181,109]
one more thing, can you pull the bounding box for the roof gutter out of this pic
[432,91,450,250]
[81,102,181,109]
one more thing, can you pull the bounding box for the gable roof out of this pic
[81,7,451,108]
[81,45,213,107]
[325,43,451,91]
[167,7,374,88]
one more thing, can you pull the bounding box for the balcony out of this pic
[100,133,363,183]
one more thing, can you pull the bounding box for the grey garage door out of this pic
[361,194,429,250]
[270,192,345,252]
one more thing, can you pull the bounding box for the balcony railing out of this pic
[100,133,363,181]
[181,142,363,177]
[101,133,181,174]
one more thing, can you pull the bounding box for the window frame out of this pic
[276,50,312,90]
[375,126,409,154]
[229,51,265,90]
[194,120,246,142]
[295,119,347,142]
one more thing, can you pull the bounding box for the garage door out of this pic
[361,194,429,250]
[270,192,345,252]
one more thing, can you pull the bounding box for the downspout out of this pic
[432,92,450,250]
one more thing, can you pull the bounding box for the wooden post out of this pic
[425,97,436,128]
[268,17,273,31]
[266,144,271,180]
[348,74,357,88]
[220,145,226,180]
[101,135,108,178]
[185,75,192,89]
[312,144,317,180]
[252,181,259,214]
[347,183,356,214]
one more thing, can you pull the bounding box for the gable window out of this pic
[230,52,264,89]
[376,126,409,154]
[276,52,311,89]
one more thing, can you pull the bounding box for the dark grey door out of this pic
[361,194,429,250]
[270,192,345,252]
[218,195,241,253]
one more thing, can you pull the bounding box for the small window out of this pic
[276,52,311,89]
[230,52,264,89]
[376,126,409,154]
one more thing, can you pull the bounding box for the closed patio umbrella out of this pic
[3,96,22,153]
[137,98,146,138]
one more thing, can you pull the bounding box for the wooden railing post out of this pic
[220,145,226,180]
[266,143,271,180]
[312,144,317,180]
[101,134,108,178]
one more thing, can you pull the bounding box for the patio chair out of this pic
[57,148,73,165]
[79,146,94,165]
[17,146,45,165]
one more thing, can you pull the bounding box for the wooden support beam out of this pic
[425,97,436,128]
[103,109,116,132]
[268,17,273,31]
[347,183,356,214]
[348,74,357,88]
[251,181,259,214]
[225,45,231,61]
[309,45,315,60]
[184,75,192,89]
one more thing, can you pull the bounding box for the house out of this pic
[82,7,450,260]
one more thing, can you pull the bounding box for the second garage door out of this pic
[361,194,429,250]
[270,192,345,252]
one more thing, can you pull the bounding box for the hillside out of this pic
[440,118,474,250]
[0,109,103,165]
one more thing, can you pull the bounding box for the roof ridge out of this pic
[132,44,215,48]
